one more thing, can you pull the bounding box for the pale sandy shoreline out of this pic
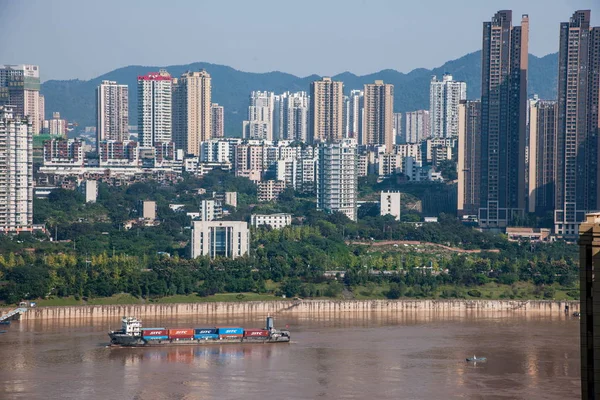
[0,299,580,321]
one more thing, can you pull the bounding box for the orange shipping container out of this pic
[168,329,194,339]
[219,334,243,339]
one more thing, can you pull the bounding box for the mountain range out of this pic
[41,50,558,137]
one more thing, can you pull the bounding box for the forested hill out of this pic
[41,51,558,136]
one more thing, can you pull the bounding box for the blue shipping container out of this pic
[194,328,218,335]
[144,336,169,340]
[194,333,219,340]
[217,327,244,335]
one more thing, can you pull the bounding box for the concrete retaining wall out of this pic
[0,300,580,321]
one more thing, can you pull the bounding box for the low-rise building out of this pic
[257,180,286,202]
[78,180,97,203]
[506,227,551,242]
[140,200,156,220]
[380,191,401,220]
[190,220,250,259]
[251,213,292,229]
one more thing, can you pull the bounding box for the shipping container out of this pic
[194,333,219,340]
[143,335,169,341]
[168,329,194,339]
[142,329,168,337]
[194,328,218,335]
[216,327,244,335]
[243,329,269,337]
[219,334,243,340]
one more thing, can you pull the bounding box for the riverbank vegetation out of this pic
[0,172,579,305]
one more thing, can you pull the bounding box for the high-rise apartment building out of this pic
[345,90,364,140]
[393,113,403,144]
[96,80,129,145]
[429,74,466,138]
[0,65,41,134]
[138,70,172,147]
[243,91,274,140]
[479,11,529,229]
[0,106,33,233]
[310,77,344,143]
[211,103,224,138]
[284,92,309,142]
[43,112,68,136]
[38,94,45,133]
[172,70,212,156]
[404,110,430,143]
[555,10,600,238]
[457,100,481,217]
[527,98,557,215]
[317,139,358,221]
[363,80,394,151]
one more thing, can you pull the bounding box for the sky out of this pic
[0,0,597,82]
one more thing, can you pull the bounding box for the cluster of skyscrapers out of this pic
[458,9,600,239]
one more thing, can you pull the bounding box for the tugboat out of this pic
[108,316,291,347]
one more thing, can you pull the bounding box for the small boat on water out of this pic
[466,355,487,362]
[0,330,6,334]
[0,321,10,325]
[573,312,581,318]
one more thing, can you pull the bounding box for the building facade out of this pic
[0,106,33,233]
[404,110,430,143]
[251,213,292,229]
[345,89,364,140]
[380,191,401,220]
[190,220,250,259]
[579,212,600,399]
[243,91,274,140]
[43,112,68,136]
[317,140,358,221]
[0,65,41,134]
[96,80,129,145]
[393,112,403,144]
[257,180,286,202]
[479,10,529,229]
[457,100,481,217]
[310,77,344,143]
[527,98,557,215]
[138,70,172,147]
[172,70,212,156]
[429,74,467,138]
[362,80,394,151]
[555,10,600,238]
[211,103,224,138]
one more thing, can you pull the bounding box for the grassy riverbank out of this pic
[16,281,576,308]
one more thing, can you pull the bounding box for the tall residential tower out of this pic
[96,80,129,145]
[429,74,466,138]
[0,65,41,134]
[138,70,172,147]
[172,70,212,156]
[317,139,358,221]
[0,106,33,233]
[310,77,344,143]
[363,80,394,151]
[478,11,529,229]
[554,10,600,238]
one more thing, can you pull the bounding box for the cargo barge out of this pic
[108,316,290,347]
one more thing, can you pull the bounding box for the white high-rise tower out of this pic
[429,74,466,138]
[138,70,172,147]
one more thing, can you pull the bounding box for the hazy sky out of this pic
[0,0,597,81]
